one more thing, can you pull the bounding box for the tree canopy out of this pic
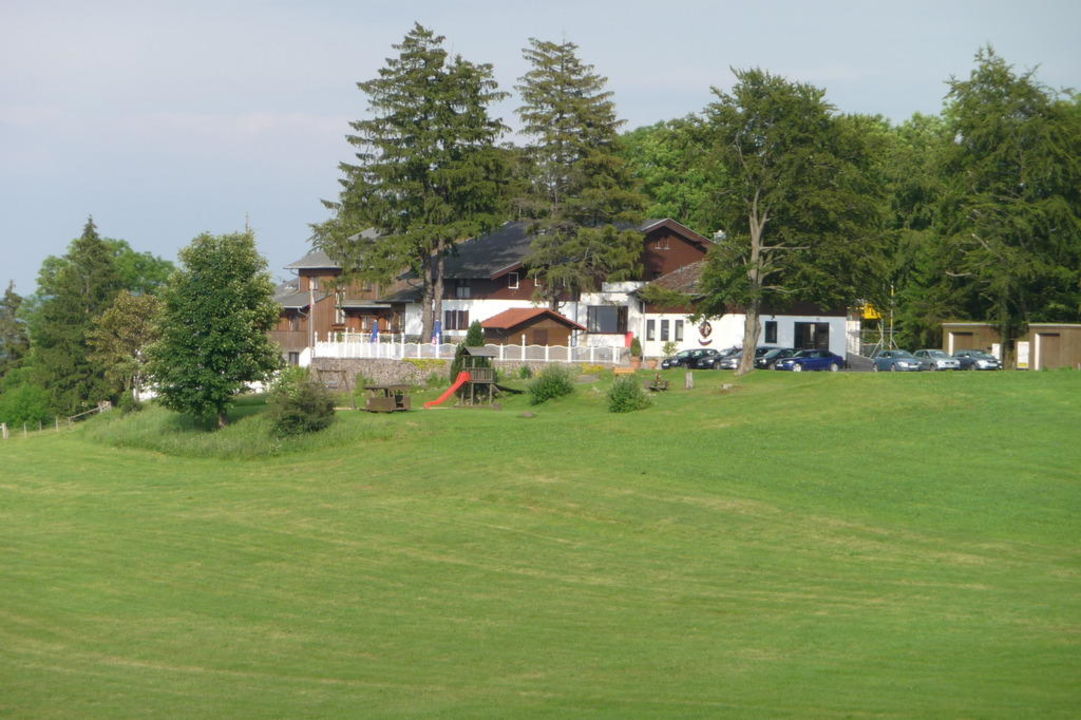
[695,68,883,373]
[147,232,280,428]
[314,23,510,339]
[515,38,646,308]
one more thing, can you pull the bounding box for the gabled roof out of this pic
[284,249,340,271]
[480,307,586,331]
[640,218,712,249]
[443,221,534,280]
[641,260,706,296]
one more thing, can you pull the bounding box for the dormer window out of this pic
[507,272,519,290]
[455,281,471,299]
[309,277,319,291]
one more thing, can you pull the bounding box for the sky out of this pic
[2,0,1079,295]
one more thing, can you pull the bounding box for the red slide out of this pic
[424,371,471,409]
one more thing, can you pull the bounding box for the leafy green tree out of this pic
[266,366,335,437]
[696,69,883,374]
[0,367,52,428]
[449,319,488,383]
[620,118,719,232]
[315,23,510,340]
[0,282,28,381]
[938,47,1081,355]
[515,38,646,308]
[105,239,175,296]
[147,232,280,428]
[88,290,161,404]
[31,218,123,413]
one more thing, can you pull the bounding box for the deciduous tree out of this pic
[88,290,161,404]
[147,232,280,428]
[696,69,883,374]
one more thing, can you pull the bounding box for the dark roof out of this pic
[480,307,587,331]
[284,248,340,271]
[442,221,534,280]
[273,281,311,309]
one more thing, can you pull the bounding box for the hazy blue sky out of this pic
[2,0,1079,294]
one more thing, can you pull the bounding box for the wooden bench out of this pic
[613,367,636,375]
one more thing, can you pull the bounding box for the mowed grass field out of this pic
[2,369,1079,719]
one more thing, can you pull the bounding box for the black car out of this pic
[661,348,714,369]
[690,348,724,369]
[755,347,797,369]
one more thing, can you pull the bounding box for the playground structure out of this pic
[424,347,498,409]
[363,384,411,413]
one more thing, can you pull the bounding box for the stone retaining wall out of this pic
[311,357,586,389]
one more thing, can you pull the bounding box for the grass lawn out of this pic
[1,369,1079,718]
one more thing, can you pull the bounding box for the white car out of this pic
[913,349,961,371]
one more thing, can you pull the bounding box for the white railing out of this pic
[310,333,625,365]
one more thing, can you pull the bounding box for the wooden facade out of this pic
[481,308,586,346]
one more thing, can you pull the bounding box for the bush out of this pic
[0,374,53,427]
[630,336,643,358]
[607,375,651,413]
[528,364,574,405]
[266,367,336,437]
[518,365,534,379]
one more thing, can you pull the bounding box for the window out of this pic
[586,305,628,334]
[660,319,670,341]
[675,320,684,342]
[444,309,469,331]
[653,236,670,250]
[507,272,519,290]
[289,314,300,332]
[455,281,470,299]
[646,319,655,341]
[309,277,319,291]
[287,352,300,366]
[764,320,778,344]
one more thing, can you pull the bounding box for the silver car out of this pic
[913,349,961,371]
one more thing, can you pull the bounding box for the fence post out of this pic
[545,345,550,362]
[1,423,7,440]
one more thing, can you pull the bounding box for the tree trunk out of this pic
[217,411,228,429]
[420,258,434,342]
[432,240,446,339]
[736,202,767,377]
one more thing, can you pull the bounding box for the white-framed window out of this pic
[455,281,470,299]
[309,276,319,291]
[507,272,519,290]
[646,319,656,341]
[660,319,670,341]
[653,236,670,250]
[675,319,684,342]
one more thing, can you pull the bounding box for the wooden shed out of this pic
[480,308,586,346]
[943,322,1081,370]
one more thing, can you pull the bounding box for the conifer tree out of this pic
[515,38,646,309]
[939,47,1081,355]
[31,218,122,413]
[315,23,509,340]
[0,282,28,381]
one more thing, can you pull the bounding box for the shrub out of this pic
[607,375,651,413]
[630,336,643,358]
[518,365,534,379]
[266,367,336,437]
[529,364,574,405]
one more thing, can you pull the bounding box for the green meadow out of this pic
[2,370,1079,719]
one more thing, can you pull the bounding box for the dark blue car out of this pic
[774,349,846,372]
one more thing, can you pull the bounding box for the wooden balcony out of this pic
[269,330,309,352]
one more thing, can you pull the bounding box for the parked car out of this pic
[774,349,846,372]
[690,348,723,369]
[755,347,797,369]
[913,349,961,371]
[952,349,1003,370]
[661,348,713,369]
[872,350,932,372]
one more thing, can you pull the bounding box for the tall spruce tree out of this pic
[939,47,1081,357]
[515,38,646,309]
[315,23,509,340]
[31,218,122,413]
[696,69,882,375]
[147,232,280,429]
